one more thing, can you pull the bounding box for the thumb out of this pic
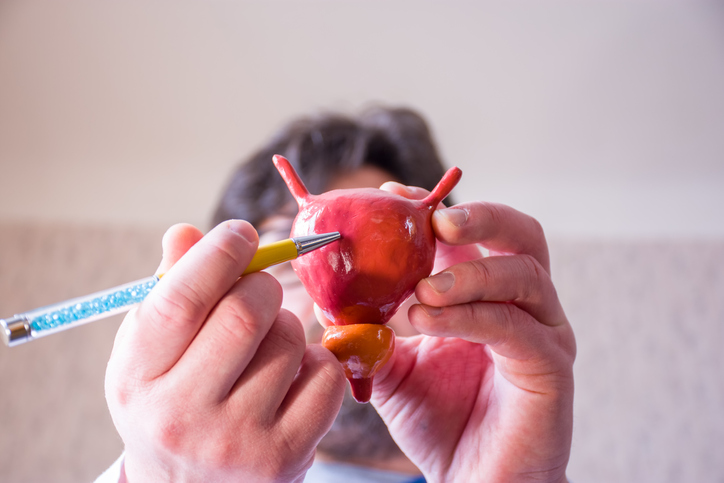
[112,223,204,357]
[155,223,204,275]
[313,303,335,329]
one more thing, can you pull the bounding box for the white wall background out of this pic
[1,0,722,238]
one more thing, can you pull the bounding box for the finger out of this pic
[120,220,260,380]
[432,202,551,274]
[156,223,204,275]
[113,224,204,353]
[164,272,287,403]
[409,301,563,363]
[226,308,309,412]
[417,255,566,327]
[313,303,335,329]
[277,343,346,452]
[379,181,432,202]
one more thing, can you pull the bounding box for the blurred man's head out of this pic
[213,106,451,229]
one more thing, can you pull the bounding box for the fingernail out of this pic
[434,208,468,227]
[420,305,443,317]
[426,271,455,293]
[227,219,256,244]
[380,181,406,191]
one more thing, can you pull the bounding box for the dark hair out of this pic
[212,106,454,229]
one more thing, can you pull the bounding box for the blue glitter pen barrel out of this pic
[0,231,341,347]
[1,276,159,347]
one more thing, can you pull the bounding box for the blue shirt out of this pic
[304,460,425,483]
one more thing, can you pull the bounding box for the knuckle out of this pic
[104,370,146,409]
[104,377,129,408]
[241,272,284,308]
[144,283,206,330]
[196,428,251,469]
[266,312,306,355]
[517,254,546,300]
[469,258,494,288]
[212,276,284,343]
[209,233,250,270]
[460,303,480,338]
[306,343,346,388]
[491,302,519,346]
[483,201,506,228]
[149,413,188,454]
[148,413,251,471]
[528,215,545,241]
[214,301,263,344]
[318,350,347,387]
[556,324,578,362]
[257,272,284,305]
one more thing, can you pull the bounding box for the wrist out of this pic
[122,449,310,483]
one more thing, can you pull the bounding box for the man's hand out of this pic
[375,184,576,483]
[105,221,346,483]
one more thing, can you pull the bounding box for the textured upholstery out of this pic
[0,222,163,482]
[552,240,724,482]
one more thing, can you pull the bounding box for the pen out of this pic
[1,232,340,347]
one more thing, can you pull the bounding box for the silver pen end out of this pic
[1,316,32,347]
[293,232,341,256]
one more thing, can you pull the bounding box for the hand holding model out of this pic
[369,182,576,483]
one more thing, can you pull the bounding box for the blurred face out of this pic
[259,165,421,343]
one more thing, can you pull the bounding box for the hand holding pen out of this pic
[1,224,340,347]
[106,221,345,481]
